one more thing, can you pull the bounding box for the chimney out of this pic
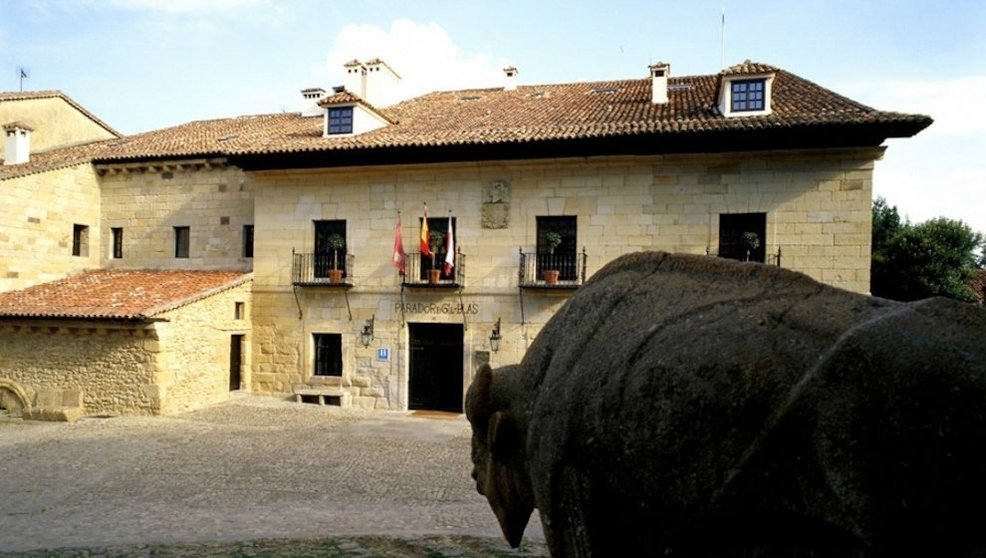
[3,122,32,165]
[363,58,402,107]
[344,59,366,98]
[503,66,518,91]
[300,88,327,117]
[649,62,670,104]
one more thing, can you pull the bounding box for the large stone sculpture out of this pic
[466,252,986,557]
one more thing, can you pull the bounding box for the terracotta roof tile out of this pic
[0,269,252,321]
[4,64,933,172]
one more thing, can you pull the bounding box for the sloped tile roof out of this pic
[0,90,121,137]
[0,269,252,321]
[2,63,933,176]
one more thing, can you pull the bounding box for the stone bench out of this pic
[293,376,350,407]
[22,388,85,422]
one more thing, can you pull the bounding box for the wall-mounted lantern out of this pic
[360,314,375,348]
[489,317,502,353]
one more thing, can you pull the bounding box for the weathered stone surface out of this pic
[467,251,986,557]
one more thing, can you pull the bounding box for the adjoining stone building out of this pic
[0,59,931,417]
[0,270,251,417]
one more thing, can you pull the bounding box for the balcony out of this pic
[292,252,356,287]
[401,251,466,288]
[518,248,587,289]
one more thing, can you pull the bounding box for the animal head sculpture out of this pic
[465,363,534,547]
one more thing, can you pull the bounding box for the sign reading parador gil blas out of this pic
[396,301,479,315]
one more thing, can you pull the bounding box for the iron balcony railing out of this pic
[402,250,466,287]
[292,252,356,286]
[519,247,587,288]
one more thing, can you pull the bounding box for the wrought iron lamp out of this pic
[489,317,502,353]
[360,315,375,348]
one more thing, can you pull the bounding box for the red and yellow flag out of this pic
[420,203,432,257]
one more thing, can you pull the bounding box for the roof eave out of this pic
[230,121,930,172]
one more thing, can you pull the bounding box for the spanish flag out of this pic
[420,203,432,258]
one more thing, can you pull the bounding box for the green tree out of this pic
[871,197,984,302]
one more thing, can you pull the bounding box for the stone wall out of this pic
[154,280,252,414]
[98,161,254,271]
[248,148,881,409]
[0,163,102,292]
[0,95,117,155]
[0,280,252,417]
[0,321,160,416]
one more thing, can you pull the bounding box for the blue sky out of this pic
[3,0,984,234]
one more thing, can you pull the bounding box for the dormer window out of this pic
[718,72,775,118]
[327,107,354,135]
[730,79,765,112]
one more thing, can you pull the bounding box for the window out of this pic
[719,213,766,263]
[174,226,190,258]
[243,225,254,258]
[419,216,456,281]
[327,107,354,134]
[72,224,89,257]
[536,216,577,280]
[111,227,123,259]
[731,79,765,112]
[313,333,343,376]
[314,220,347,278]
[234,301,245,320]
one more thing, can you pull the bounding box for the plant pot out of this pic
[328,269,344,283]
[543,269,560,285]
[428,269,442,284]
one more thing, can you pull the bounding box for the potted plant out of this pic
[543,231,563,285]
[327,233,346,283]
[741,231,760,262]
[428,230,444,284]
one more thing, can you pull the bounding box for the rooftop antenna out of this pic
[720,8,726,68]
[18,67,29,92]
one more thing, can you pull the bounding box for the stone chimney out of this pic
[3,122,32,165]
[344,59,367,98]
[300,88,327,117]
[649,62,670,104]
[503,66,518,91]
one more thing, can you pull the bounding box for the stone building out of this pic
[0,59,931,417]
[0,270,251,417]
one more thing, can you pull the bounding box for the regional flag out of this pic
[444,213,455,275]
[392,212,405,274]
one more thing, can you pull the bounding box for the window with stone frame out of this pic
[536,216,577,280]
[174,226,190,258]
[719,213,766,263]
[72,224,89,257]
[314,220,347,278]
[313,333,342,376]
[111,227,123,259]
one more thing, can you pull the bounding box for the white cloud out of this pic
[320,20,509,99]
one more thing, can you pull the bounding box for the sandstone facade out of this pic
[0,280,251,417]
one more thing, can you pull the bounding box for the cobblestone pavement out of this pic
[0,394,546,557]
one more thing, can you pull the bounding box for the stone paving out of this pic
[0,394,546,557]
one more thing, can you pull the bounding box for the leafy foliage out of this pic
[871,197,984,302]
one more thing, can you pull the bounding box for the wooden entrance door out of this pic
[408,323,464,412]
[229,335,243,391]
